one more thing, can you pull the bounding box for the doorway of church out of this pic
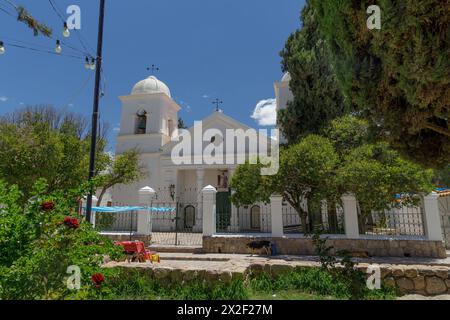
[216,190,232,232]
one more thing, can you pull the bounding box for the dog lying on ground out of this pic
[247,240,272,256]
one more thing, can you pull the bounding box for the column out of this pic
[137,186,156,235]
[423,192,443,241]
[196,169,205,231]
[202,185,217,236]
[270,194,284,237]
[341,194,360,239]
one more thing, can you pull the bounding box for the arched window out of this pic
[250,205,261,230]
[135,110,147,134]
[184,205,196,229]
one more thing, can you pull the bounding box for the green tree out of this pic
[0,106,105,197]
[279,2,349,143]
[311,0,450,167]
[232,116,434,234]
[95,150,147,206]
[178,117,187,129]
[337,142,433,233]
[231,135,339,233]
[434,165,450,188]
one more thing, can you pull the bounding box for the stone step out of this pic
[149,245,204,254]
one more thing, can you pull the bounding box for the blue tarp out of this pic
[90,206,175,213]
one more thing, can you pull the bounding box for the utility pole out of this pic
[86,0,106,223]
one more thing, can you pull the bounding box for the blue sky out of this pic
[0,0,304,151]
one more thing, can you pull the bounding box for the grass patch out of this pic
[83,267,396,301]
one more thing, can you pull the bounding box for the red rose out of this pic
[63,217,80,229]
[91,273,105,287]
[41,201,55,211]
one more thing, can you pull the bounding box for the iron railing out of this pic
[360,205,425,237]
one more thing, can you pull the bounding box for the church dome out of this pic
[281,72,291,83]
[131,76,171,97]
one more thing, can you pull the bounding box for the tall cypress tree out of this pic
[279,2,349,144]
[311,0,450,168]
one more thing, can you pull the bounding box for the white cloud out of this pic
[251,98,277,126]
[113,127,120,132]
[0,96,8,102]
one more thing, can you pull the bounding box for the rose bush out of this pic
[0,179,124,300]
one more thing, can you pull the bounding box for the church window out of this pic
[135,110,147,134]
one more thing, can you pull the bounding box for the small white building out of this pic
[111,73,294,233]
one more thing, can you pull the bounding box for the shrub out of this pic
[0,179,124,300]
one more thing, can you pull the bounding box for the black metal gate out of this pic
[150,202,203,246]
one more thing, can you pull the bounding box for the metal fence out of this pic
[438,195,450,248]
[282,201,345,234]
[91,202,138,233]
[216,203,271,234]
[360,205,425,237]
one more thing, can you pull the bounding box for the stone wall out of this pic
[247,263,450,296]
[203,235,447,258]
[104,261,450,296]
[101,233,152,246]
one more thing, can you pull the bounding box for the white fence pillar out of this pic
[202,185,217,236]
[423,192,443,241]
[270,194,284,237]
[137,186,156,235]
[341,194,360,239]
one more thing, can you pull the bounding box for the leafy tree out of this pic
[279,2,349,143]
[95,150,147,206]
[232,116,434,234]
[434,165,450,188]
[336,142,433,233]
[311,0,450,167]
[0,106,142,199]
[0,106,108,197]
[178,117,187,129]
[231,135,339,233]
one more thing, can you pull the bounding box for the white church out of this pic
[110,72,294,233]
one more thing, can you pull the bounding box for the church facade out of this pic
[111,73,294,233]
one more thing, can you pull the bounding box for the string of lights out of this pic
[47,0,94,56]
[2,41,84,60]
[0,1,96,70]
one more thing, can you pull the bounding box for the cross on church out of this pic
[147,64,160,73]
[212,98,223,112]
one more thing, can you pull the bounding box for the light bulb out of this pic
[0,41,5,55]
[90,58,96,70]
[84,57,90,69]
[63,22,70,38]
[55,40,62,54]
